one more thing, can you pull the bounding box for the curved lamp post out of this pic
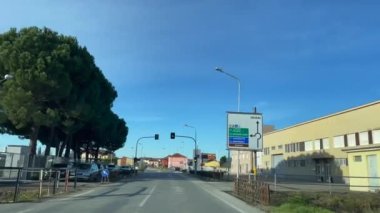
[215,67,241,178]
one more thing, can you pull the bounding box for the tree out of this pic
[220,155,227,167]
[0,27,73,157]
[0,27,128,164]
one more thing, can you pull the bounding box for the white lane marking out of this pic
[139,185,157,207]
[197,182,245,213]
[57,189,95,201]
[17,209,33,213]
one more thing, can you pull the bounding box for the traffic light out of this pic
[134,157,140,163]
[154,134,159,140]
[170,132,175,139]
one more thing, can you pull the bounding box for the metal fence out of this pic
[233,176,270,205]
[239,173,380,193]
[0,167,78,203]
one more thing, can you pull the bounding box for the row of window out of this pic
[333,130,380,148]
[264,130,380,156]
[276,158,348,168]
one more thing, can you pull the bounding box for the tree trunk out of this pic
[45,127,55,156]
[95,146,99,161]
[28,126,40,156]
[85,142,89,162]
[44,144,51,156]
[58,140,65,157]
[64,134,72,158]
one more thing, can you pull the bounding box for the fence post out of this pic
[13,168,21,202]
[329,175,332,195]
[39,169,43,198]
[65,169,69,192]
[74,168,77,190]
[274,172,277,191]
[53,171,58,195]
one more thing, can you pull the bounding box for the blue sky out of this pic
[0,1,379,159]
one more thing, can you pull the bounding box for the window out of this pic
[314,140,321,150]
[300,160,306,167]
[278,145,283,149]
[333,136,345,148]
[285,144,289,153]
[299,142,305,152]
[354,156,362,162]
[359,132,369,145]
[347,134,356,147]
[334,158,348,167]
[373,130,380,144]
[295,143,300,152]
[291,143,295,152]
[271,146,275,150]
[322,138,329,149]
[264,147,270,155]
[305,141,313,151]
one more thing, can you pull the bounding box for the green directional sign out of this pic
[228,127,249,147]
[227,112,263,151]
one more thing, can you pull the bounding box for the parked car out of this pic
[107,164,120,176]
[45,162,74,180]
[71,162,100,181]
[119,165,133,176]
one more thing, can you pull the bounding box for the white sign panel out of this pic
[227,112,263,151]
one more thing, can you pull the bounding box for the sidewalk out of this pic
[185,174,264,213]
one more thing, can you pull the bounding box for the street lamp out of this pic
[0,74,13,85]
[184,124,198,173]
[184,124,197,142]
[215,67,241,178]
[215,67,240,112]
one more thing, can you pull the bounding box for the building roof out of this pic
[170,153,187,158]
[265,100,380,136]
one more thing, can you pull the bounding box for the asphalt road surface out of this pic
[1,168,262,213]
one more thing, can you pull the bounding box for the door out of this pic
[367,155,379,191]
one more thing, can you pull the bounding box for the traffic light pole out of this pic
[135,135,159,171]
[175,135,198,175]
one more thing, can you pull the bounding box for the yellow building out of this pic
[343,145,380,191]
[260,100,380,188]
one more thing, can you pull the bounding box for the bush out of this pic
[271,191,380,213]
[272,203,333,213]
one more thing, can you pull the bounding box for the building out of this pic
[117,157,133,166]
[161,153,188,170]
[80,148,115,162]
[260,100,380,190]
[142,157,160,167]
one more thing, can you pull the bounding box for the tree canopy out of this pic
[0,27,128,161]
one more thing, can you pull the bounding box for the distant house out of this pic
[168,153,187,170]
[141,157,160,167]
[161,156,169,168]
[80,148,115,162]
[161,153,188,170]
[117,157,133,166]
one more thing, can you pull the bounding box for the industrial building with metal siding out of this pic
[261,100,380,191]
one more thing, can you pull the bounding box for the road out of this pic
[1,168,262,213]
